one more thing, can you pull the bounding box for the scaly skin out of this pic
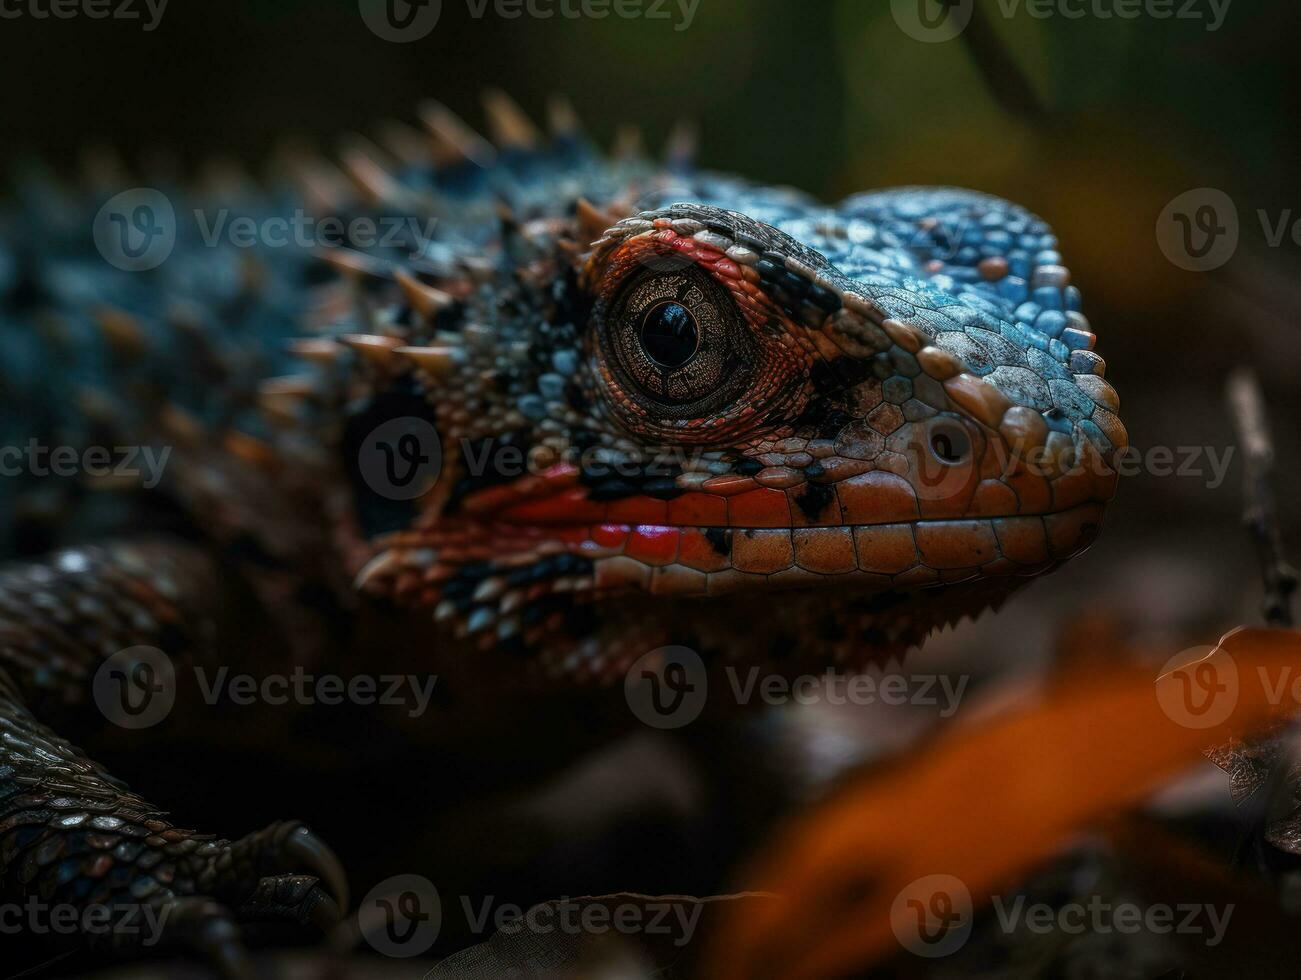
[0,93,1125,967]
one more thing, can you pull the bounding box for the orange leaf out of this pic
[704,627,1301,980]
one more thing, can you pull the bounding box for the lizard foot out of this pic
[66,820,347,976]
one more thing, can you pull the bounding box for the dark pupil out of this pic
[639,301,699,368]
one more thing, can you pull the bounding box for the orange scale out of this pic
[678,528,732,573]
[625,525,682,566]
[711,258,742,280]
[667,492,729,526]
[969,479,1020,518]
[606,496,670,524]
[700,475,759,496]
[690,243,722,265]
[1006,464,1052,514]
[1049,472,1094,512]
[727,488,792,528]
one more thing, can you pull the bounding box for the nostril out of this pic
[929,424,971,465]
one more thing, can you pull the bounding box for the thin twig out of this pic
[1225,368,1298,872]
[960,2,1050,126]
[1228,368,1297,628]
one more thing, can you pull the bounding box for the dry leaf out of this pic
[704,627,1301,980]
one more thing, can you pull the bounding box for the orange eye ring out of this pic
[585,230,813,445]
[598,264,758,416]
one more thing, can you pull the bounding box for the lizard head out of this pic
[320,119,1125,680]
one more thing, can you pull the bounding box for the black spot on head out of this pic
[580,463,686,501]
[585,479,637,502]
[809,356,873,396]
[794,398,854,440]
[795,482,836,522]
[705,527,732,556]
[816,409,853,440]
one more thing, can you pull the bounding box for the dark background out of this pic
[5,0,1301,971]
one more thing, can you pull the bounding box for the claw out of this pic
[283,825,351,912]
[306,890,343,933]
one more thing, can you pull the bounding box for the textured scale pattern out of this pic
[0,92,1124,963]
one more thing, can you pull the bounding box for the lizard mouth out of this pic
[356,455,1107,606]
[445,455,1110,596]
[564,505,1104,598]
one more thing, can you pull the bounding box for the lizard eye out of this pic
[599,266,757,415]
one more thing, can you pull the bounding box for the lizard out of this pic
[0,91,1126,970]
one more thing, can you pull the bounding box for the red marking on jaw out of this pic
[458,463,582,518]
[626,525,680,565]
